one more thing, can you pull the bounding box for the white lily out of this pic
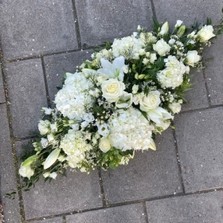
[43,148,61,170]
[97,56,127,81]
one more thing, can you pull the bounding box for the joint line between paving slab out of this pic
[149,0,157,21]
[142,201,149,223]
[172,127,186,194]
[0,44,26,222]
[26,187,223,222]
[98,168,108,207]
[41,57,51,107]
[202,69,212,106]
[71,0,82,49]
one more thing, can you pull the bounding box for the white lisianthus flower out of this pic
[97,56,127,81]
[99,137,111,153]
[49,172,57,179]
[147,107,173,131]
[42,107,52,115]
[38,120,51,135]
[150,53,157,63]
[153,39,171,56]
[19,165,34,179]
[175,20,183,28]
[101,79,125,103]
[185,50,201,67]
[132,85,139,94]
[197,25,215,42]
[116,92,133,109]
[169,102,182,114]
[159,21,169,35]
[109,107,154,151]
[40,138,48,148]
[139,91,161,111]
[157,56,188,89]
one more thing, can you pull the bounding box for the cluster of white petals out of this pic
[55,72,93,120]
[109,107,155,151]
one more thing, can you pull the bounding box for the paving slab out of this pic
[30,217,63,223]
[175,107,223,192]
[0,65,5,103]
[5,59,47,138]
[17,138,102,220]
[102,129,182,204]
[154,0,223,26]
[75,0,153,47]
[0,104,21,223]
[182,70,209,111]
[0,0,78,60]
[146,191,223,223]
[66,204,146,223]
[204,35,223,105]
[44,50,92,101]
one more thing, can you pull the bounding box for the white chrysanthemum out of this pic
[157,56,188,89]
[60,130,92,168]
[109,107,155,151]
[55,72,93,120]
[112,36,145,59]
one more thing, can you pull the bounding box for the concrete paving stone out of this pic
[44,50,92,101]
[0,104,21,223]
[182,70,209,111]
[154,0,223,26]
[30,217,63,223]
[5,59,48,138]
[16,138,102,219]
[0,65,6,103]
[75,0,153,47]
[66,204,146,223]
[146,191,223,223]
[175,107,223,192]
[0,0,78,60]
[203,35,223,105]
[102,129,182,204]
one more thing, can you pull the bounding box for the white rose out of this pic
[99,137,111,153]
[153,39,171,56]
[169,102,182,114]
[38,120,50,135]
[159,21,169,35]
[139,91,161,111]
[101,79,125,102]
[186,50,201,67]
[19,165,34,179]
[197,25,215,42]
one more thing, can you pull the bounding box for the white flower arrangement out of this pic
[19,18,223,188]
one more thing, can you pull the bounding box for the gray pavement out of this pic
[0,0,223,222]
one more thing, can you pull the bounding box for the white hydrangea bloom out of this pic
[60,130,92,168]
[55,72,93,120]
[109,107,154,151]
[157,56,188,89]
[112,36,145,59]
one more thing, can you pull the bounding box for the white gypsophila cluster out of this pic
[60,129,92,168]
[112,35,145,59]
[109,107,155,151]
[55,72,93,120]
[157,56,189,89]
